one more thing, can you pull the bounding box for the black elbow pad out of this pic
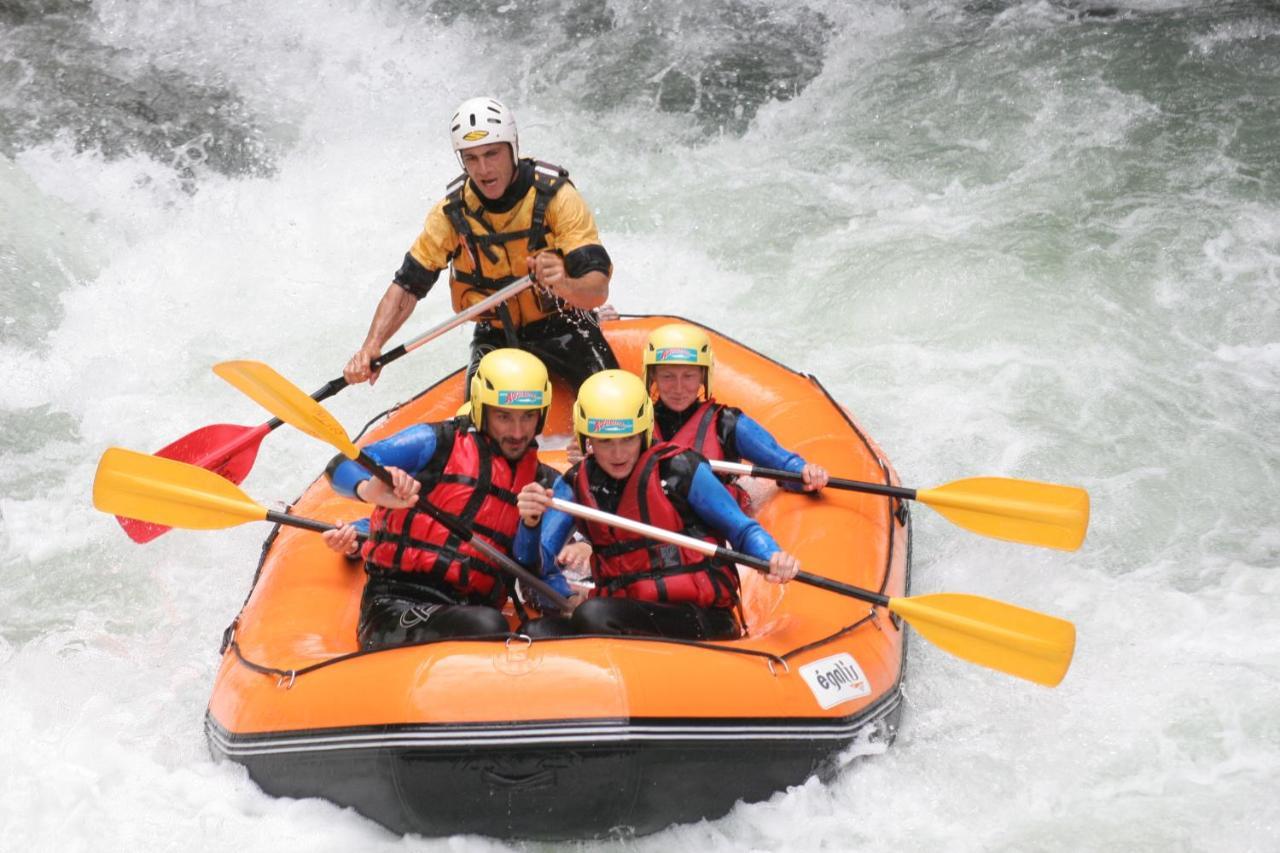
[392,253,441,299]
[564,244,612,279]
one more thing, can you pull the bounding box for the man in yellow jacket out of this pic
[344,97,618,392]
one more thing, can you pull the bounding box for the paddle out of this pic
[709,460,1090,552]
[93,446,365,539]
[211,358,572,613]
[115,275,536,544]
[546,496,1076,687]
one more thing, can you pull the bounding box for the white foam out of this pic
[4,0,1280,849]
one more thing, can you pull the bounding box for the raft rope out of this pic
[220,608,898,689]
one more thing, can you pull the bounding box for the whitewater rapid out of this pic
[2,1,1278,850]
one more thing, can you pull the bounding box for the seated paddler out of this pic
[323,348,569,649]
[516,369,800,641]
[566,322,829,511]
[644,322,829,509]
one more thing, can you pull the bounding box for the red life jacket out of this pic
[575,444,740,608]
[361,428,539,605]
[652,400,752,514]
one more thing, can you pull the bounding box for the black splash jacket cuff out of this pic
[393,252,441,299]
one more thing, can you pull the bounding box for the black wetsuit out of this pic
[466,309,617,394]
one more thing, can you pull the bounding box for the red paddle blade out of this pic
[115,422,271,543]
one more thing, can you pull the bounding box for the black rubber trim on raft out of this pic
[204,684,904,755]
[203,686,903,841]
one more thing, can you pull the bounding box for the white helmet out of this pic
[450,97,518,163]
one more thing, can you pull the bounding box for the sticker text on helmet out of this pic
[497,390,544,407]
[462,130,490,141]
[587,418,634,434]
[798,653,871,709]
[655,347,699,363]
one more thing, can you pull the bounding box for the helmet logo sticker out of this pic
[587,418,634,434]
[497,390,544,406]
[655,347,699,363]
[462,130,490,141]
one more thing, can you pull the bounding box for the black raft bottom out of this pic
[206,693,902,841]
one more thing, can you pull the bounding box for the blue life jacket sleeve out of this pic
[328,424,440,499]
[686,462,781,561]
[734,413,809,491]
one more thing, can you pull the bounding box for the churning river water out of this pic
[2,0,1278,850]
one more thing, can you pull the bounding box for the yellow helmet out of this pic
[573,370,653,451]
[642,323,714,398]
[469,349,551,431]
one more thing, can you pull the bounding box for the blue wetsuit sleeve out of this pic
[514,522,571,601]
[351,517,370,537]
[734,413,808,491]
[328,424,440,499]
[686,462,781,561]
[513,520,538,567]
[537,477,578,575]
[527,476,576,607]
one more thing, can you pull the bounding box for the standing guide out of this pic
[343,97,618,393]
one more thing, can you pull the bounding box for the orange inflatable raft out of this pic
[204,316,911,840]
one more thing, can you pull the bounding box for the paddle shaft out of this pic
[546,497,890,608]
[262,509,369,538]
[259,276,538,434]
[709,460,914,501]
[355,451,572,612]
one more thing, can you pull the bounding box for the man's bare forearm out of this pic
[362,283,419,351]
[558,270,610,310]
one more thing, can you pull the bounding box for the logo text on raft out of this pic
[798,653,871,709]
[498,390,544,406]
[587,418,633,434]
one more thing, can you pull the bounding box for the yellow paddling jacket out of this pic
[397,159,611,329]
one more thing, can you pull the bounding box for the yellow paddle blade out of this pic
[914,477,1090,551]
[93,447,268,530]
[889,592,1076,687]
[213,360,359,458]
